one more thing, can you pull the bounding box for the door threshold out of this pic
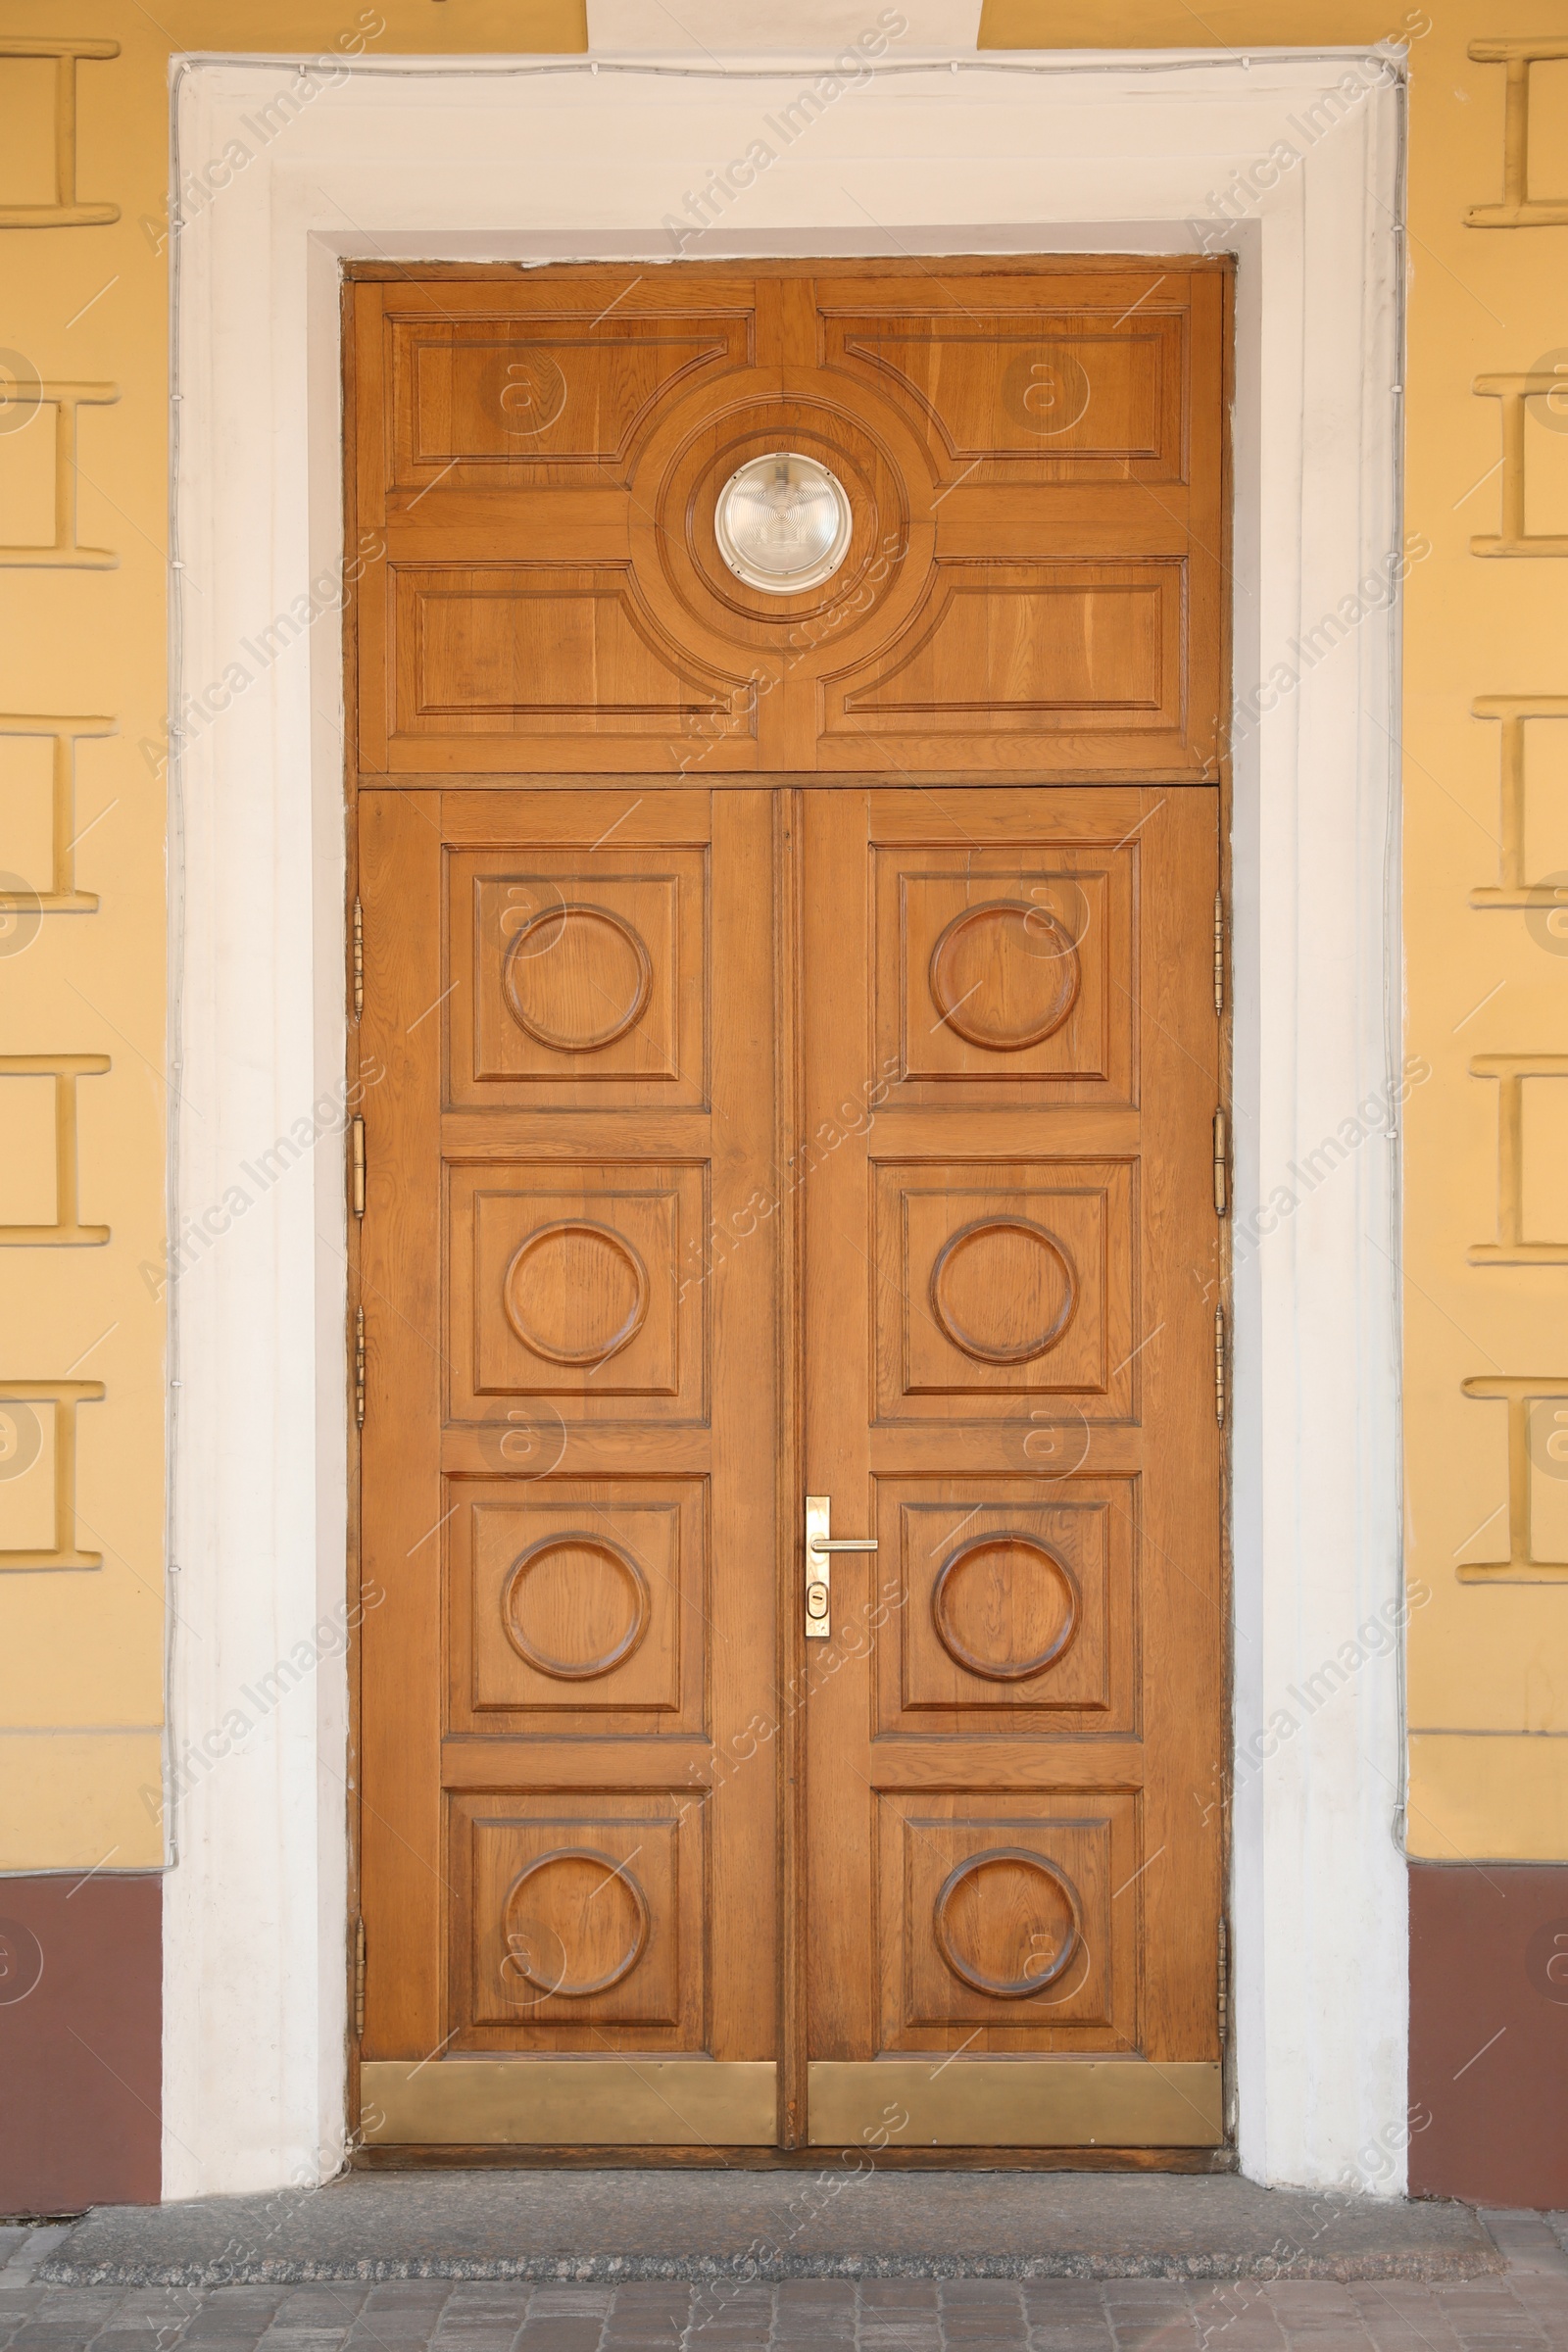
[351,2145,1236,2173]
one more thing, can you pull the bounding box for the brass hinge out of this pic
[350,1116,366,1216]
[1213,891,1224,1014]
[354,1915,367,2037]
[352,897,364,1022]
[1214,1302,1226,1426]
[355,1304,366,1430]
[1212,1108,1228,1216]
[1217,1918,1229,2036]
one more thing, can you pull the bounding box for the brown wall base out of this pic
[5,1865,1568,2212]
[0,1877,161,2216]
[1409,1861,1568,2209]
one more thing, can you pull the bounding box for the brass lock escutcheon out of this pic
[805,1493,878,1640]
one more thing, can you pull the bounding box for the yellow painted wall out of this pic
[0,0,586,1872]
[983,0,1568,1864]
[2,0,1561,1871]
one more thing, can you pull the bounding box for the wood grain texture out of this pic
[357,785,780,2071]
[351,263,1227,780]
[802,787,1223,2075]
[351,260,1229,2152]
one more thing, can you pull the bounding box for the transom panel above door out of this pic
[350,263,1227,777]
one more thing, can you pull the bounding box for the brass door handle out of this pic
[805,1494,878,1640]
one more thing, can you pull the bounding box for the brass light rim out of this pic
[712,447,854,595]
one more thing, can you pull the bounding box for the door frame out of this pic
[164,45,1407,2199]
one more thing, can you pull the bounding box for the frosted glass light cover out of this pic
[713,450,853,593]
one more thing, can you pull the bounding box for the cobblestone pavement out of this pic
[0,2217,1564,2352]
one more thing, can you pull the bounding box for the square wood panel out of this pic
[875,844,1135,1106]
[452,1791,704,2048]
[447,1161,707,1424]
[872,1161,1136,1421]
[876,1792,1138,2048]
[390,311,753,486]
[819,288,1188,486]
[448,847,708,1111]
[874,1481,1138,1735]
[822,562,1185,747]
[379,564,757,769]
[450,1482,707,1734]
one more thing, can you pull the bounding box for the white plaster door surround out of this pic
[167,41,1407,2197]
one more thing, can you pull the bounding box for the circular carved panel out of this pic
[928,901,1080,1052]
[934,1847,1082,1999]
[503,1532,651,1681]
[503,1846,650,2000]
[634,389,918,648]
[502,904,652,1054]
[504,1220,649,1367]
[932,1534,1079,1682]
[929,1218,1076,1365]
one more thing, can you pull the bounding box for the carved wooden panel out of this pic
[874,1792,1138,2050]
[874,841,1135,1106]
[384,564,755,757]
[873,1160,1135,1419]
[447,1161,704,1422]
[826,562,1182,745]
[873,1480,1136,1734]
[450,1480,707,1733]
[447,844,708,1112]
[820,290,1187,483]
[360,788,777,2092]
[805,785,1221,2079]
[392,314,753,485]
[351,261,1226,776]
[353,265,1228,2147]
[451,1790,705,2049]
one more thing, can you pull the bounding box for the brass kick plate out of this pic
[808,2060,1224,2148]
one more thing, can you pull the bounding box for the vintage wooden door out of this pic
[350,260,1229,2158]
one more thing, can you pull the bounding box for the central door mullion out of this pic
[774,784,808,2149]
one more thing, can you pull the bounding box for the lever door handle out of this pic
[804,1494,877,1639]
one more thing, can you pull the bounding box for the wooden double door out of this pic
[351,262,1229,2158]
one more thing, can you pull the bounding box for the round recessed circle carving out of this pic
[504,1220,649,1367]
[503,1846,650,2000]
[928,901,1081,1053]
[503,903,652,1054]
[929,1217,1076,1366]
[713,449,853,593]
[934,1847,1082,1999]
[503,1530,651,1681]
[932,1534,1080,1683]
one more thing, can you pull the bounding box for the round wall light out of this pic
[712,450,853,593]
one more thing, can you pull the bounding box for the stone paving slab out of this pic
[1,2236,1567,2352]
[35,2175,1504,2287]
